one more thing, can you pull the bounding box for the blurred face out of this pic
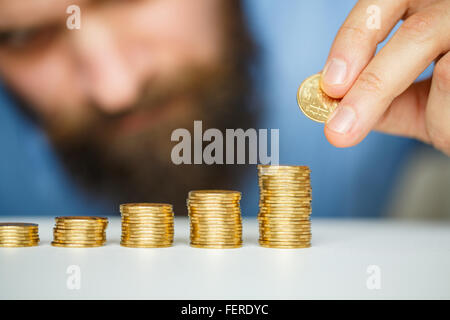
[0,0,253,210]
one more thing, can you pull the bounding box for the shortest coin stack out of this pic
[120,203,174,248]
[188,190,243,249]
[52,216,108,248]
[0,223,39,247]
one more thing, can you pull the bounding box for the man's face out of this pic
[0,0,225,134]
[0,0,253,210]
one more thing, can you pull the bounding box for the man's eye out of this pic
[0,27,56,50]
[0,29,36,47]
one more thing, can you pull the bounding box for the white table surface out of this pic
[0,217,449,299]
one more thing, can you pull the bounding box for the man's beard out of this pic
[45,64,255,215]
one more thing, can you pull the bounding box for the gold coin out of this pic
[260,231,311,237]
[259,215,311,219]
[188,201,240,206]
[259,208,311,213]
[121,234,173,239]
[54,227,106,231]
[190,244,242,249]
[120,237,173,244]
[120,242,172,248]
[191,228,242,234]
[188,202,240,207]
[259,200,311,206]
[122,218,172,223]
[297,73,340,123]
[54,223,107,228]
[259,185,311,191]
[258,212,311,217]
[259,223,311,228]
[259,219,311,223]
[191,229,242,235]
[188,206,242,211]
[51,242,104,248]
[122,226,173,231]
[259,185,310,190]
[121,219,173,224]
[259,207,311,211]
[55,216,108,221]
[259,205,311,210]
[122,224,174,230]
[0,236,39,241]
[259,238,311,244]
[122,224,173,228]
[121,240,173,243]
[53,227,106,232]
[258,164,310,171]
[120,203,172,209]
[189,215,241,219]
[0,238,39,243]
[190,222,242,227]
[0,232,39,237]
[190,223,242,227]
[260,226,311,231]
[191,238,242,243]
[121,214,173,219]
[258,172,310,178]
[190,237,241,241]
[189,221,241,226]
[0,222,38,228]
[188,194,241,199]
[0,243,39,247]
[189,190,241,196]
[53,233,106,238]
[121,211,173,215]
[259,242,311,249]
[120,209,172,215]
[121,230,174,236]
[189,215,242,220]
[122,222,174,226]
[190,245,242,248]
[259,239,312,244]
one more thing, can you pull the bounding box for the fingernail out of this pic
[323,58,347,86]
[326,106,356,134]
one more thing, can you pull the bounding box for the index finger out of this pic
[321,0,407,98]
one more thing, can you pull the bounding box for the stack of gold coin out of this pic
[258,165,312,248]
[52,216,108,248]
[188,190,242,249]
[120,203,174,248]
[0,223,39,247]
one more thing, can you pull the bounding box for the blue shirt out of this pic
[0,0,419,217]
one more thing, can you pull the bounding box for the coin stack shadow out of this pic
[52,216,108,248]
[0,223,39,247]
[257,165,312,248]
[187,190,243,249]
[120,203,174,248]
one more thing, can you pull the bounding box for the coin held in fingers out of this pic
[297,73,340,123]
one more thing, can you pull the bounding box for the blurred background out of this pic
[0,0,448,219]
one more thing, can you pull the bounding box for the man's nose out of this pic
[71,18,139,113]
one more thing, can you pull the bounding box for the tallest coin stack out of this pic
[257,165,312,248]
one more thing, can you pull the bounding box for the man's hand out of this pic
[321,0,450,155]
